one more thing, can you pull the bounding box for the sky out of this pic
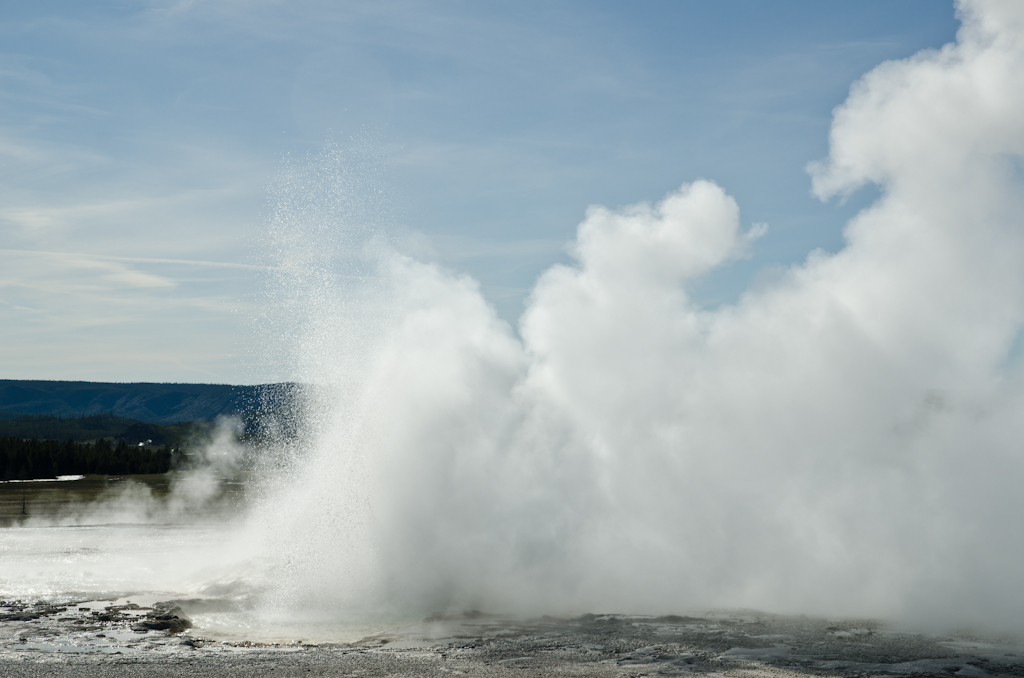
[0,0,960,384]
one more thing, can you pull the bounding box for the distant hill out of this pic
[0,380,294,424]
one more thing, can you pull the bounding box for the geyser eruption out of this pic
[250,0,1024,632]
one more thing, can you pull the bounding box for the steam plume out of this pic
[253,0,1024,631]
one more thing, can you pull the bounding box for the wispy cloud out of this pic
[0,0,960,382]
[0,248,275,271]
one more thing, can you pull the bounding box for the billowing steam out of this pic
[249,0,1024,632]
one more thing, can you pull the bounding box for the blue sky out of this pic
[0,1,959,384]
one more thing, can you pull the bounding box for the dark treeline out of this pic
[0,413,207,447]
[0,413,139,442]
[0,437,173,480]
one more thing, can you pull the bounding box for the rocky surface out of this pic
[0,599,1022,677]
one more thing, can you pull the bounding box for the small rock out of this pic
[132,601,192,634]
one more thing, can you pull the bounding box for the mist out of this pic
[0,419,261,605]
[244,0,1024,632]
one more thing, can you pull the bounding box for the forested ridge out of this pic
[0,379,293,424]
[0,437,173,480]
[0,383,304,480]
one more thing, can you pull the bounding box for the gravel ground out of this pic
[1,599,1022,677]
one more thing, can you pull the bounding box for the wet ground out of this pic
[0,476,167,526]
[0,475,247,526]
[2,480,1022,675]
[1,599,1022,677]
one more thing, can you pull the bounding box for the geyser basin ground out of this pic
[1,603,1023,677]
[3,506,1022,675]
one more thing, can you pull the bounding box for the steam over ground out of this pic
[244,0,1024,632]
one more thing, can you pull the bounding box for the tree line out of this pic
[0,437,173,480]
[0,413,204,448]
